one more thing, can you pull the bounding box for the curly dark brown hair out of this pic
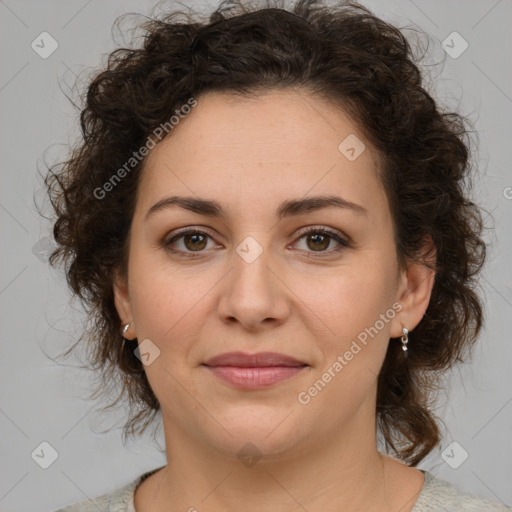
[43,0,486,466]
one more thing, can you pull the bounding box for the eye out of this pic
[163,228,219,256]
[163,226,351,258]
[292,226,350,256]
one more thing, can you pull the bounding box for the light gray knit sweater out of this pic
[54,467,511,511]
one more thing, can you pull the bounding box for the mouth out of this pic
[202,351,307,368]
[202,352,308,389]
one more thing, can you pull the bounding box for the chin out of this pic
[203,408,308,461]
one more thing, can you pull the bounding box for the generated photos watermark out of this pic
[93,97,198,200]
[297,302,403,405]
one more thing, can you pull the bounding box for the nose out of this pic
[217,245,291,331]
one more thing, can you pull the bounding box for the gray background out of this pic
[1,0,511,510]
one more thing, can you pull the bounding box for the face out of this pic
[114,89,432,460]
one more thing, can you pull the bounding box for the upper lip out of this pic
[203,352,307,368]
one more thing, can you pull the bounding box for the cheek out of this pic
[127,249,219,353]
[295,259,398,411]
[132,285,198,342]
[294,257,397,343]
[293,269,397,423]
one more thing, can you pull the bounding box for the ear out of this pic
[113,268,136,339]
[390,236,436,338]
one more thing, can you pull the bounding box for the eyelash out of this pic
[163,226,351,259]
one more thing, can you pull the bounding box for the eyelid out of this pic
[164,226,214,240]
[294,225,349,242]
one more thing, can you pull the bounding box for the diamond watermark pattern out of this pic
[338,134,366,161]
[441,441,469,469]
[236,236,263,264]
[31,32,59,59]
[134,338,161,366]
[32,236,54,263]
[441,32,469,59]
[237,442,263,468]
[31,441,59,469]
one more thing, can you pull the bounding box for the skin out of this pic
[113,89,436,512]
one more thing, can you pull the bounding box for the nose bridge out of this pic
[218,234,289,329]
[231,238,276,306]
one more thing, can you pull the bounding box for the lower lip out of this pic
[204,365,307,389]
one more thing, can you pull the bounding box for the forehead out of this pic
[136,89,387,221]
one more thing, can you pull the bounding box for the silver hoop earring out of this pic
[122,323,130,336]
[400,327,409,353]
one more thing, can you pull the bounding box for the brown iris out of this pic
[184,233,208,251]
[307,233,330,251]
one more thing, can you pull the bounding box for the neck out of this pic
[136,395,422,512]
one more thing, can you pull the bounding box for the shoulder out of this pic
[52,467,163,512]
[413,471,512,512]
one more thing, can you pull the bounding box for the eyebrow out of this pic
[144,194,368,221]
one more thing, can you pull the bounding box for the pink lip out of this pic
[205,366,306,389]
[202,352,308,390]
[203,351,306,367]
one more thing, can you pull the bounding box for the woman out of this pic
[46,0,510,510]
